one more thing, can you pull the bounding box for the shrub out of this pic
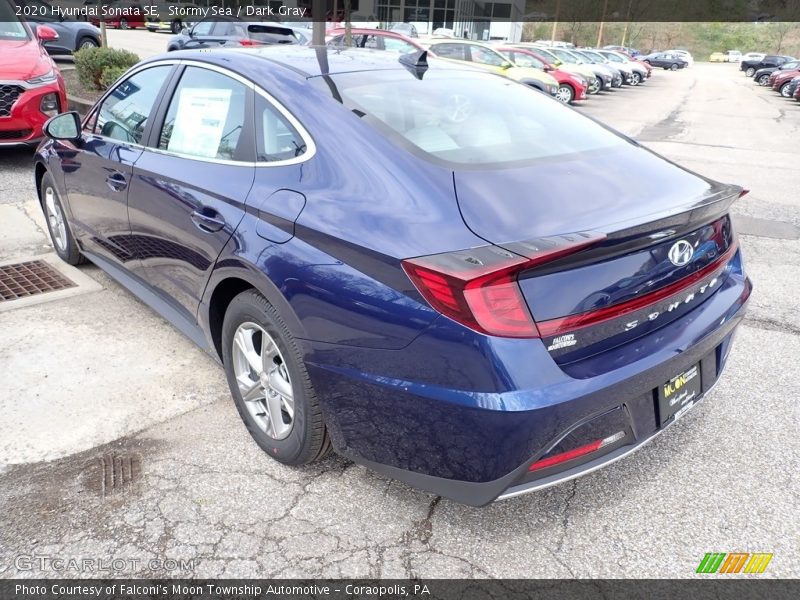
[99,66,128,90]
[74,47,139,90]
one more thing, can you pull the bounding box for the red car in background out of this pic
[497,46,589,103]
[0,8,67,147]
[89,2,147,29]
[326,28,424,55]
[772,68,800,97]
[617,50,653,77]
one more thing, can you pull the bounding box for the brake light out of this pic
[739,188,749,199]
[402,232,605,338]
[528,431,625,472]
[238,39,262,46]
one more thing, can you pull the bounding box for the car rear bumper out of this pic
[306,262,751,506]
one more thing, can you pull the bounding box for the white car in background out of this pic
[726,50,742,63]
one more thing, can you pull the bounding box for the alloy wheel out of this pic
[746,67,755,77]
[44,186,67,252]
[780,83,792,97]
[231,322,294,440]
[631,72,641,85]
[119,18,128,29]
[555,84,574,103]
[670,64,678,71]
[758,75,769,85]
[79,38,98,50]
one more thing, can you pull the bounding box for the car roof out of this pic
[146,45,461,79]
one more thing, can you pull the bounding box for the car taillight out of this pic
[238,39,262,46]
[528,431,625,472]
[401,232,605,338]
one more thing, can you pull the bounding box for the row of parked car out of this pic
[164,21,664,105]
[751,57,800,101]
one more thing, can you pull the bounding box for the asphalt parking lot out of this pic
[0,60,798,579]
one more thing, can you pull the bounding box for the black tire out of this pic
[631,72,641,85]
[170,20,182,34]
[670,63,678,71]
[76,36,99,52]
[119,18,128,30]
[40,172,84,265]
[780,82,791,97]
[746,67,755,77]
[757,74,769,86]
[222,290,331,466]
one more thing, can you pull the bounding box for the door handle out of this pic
[105,172,127,192]
[191,209,226,233]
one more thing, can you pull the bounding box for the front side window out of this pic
[318,69,626,166]
[508,51,544,69]
[384,37,418,54]
[93,65,171,144]
[158,67,249,161]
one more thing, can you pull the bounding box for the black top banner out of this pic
[8,0,800,24]
[2,580,800,600]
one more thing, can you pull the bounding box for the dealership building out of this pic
[288,0,525,40]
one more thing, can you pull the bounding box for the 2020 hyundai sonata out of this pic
[34,46,751,505]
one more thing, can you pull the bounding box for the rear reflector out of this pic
[402,233,605,338]
[529,431,626,472]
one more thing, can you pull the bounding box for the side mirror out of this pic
[543,64,553,71]
[36,25,59,43]
[553,59,563,67]
[44,112,82,143]
[501,61,513,69]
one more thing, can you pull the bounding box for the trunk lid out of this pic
[453,144,742,364]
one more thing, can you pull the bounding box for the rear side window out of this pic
[318,70,626,167]
[469,45,506,66]
[92,65,172,144]
[158,67,249,161]
[256,95,307,162]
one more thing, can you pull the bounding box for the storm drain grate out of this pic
[0,260,76,302]
[89,454,142,498]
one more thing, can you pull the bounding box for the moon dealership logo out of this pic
[668,239,695,266]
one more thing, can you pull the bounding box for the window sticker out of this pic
[167,88,232,158]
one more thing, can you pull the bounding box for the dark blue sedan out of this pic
[35,47,751,505]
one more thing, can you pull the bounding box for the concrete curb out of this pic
[67,94,94,115]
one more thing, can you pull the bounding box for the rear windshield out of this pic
[313,68,626,167]
[0,3,29,41]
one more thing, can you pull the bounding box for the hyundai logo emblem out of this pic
[668,240,694,266]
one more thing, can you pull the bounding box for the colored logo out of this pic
[668,239,694,266]
[696,552,773,574]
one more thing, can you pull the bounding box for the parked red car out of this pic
[89,2,147,29]
[326,28,424,55]
[772,68,800,97]
[497,46,589,103]
[0,12,67,147]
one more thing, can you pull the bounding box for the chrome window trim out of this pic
[82,58,317,167]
